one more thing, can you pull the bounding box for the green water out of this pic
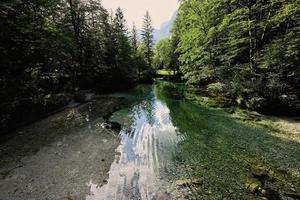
[93,82,300,199]
[159,88,299,198]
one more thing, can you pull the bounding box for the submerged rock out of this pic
[246,164,281,200]
[261,188,280,200]
[176,178,203,187]
[246,178,262,193]
[101,121,122,132]
[252,164,272,178]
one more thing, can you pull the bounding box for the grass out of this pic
[156,69,174,76]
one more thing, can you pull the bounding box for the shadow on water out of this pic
[155,81,300,199]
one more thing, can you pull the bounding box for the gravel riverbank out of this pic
[0,96,125,200]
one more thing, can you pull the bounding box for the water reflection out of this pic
[87,82,300,199]
[86,88,180,200]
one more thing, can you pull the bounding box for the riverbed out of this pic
[0,83,299,200]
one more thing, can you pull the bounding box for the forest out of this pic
[1,0,299,133]
[0,0,300,199]
[154,0,300,115]
[0,0,154,133]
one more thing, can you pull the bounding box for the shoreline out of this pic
[0,96,126,200]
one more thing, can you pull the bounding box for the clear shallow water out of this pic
[87,85,182,199]
[87,83,300,200]
[1,83,299,200]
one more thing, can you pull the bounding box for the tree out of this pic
[66,0,85,68]
[131,23,138,53]
[161,0,300,113]
[0,0,145,132]
[112,7,135,83]
[0,0,74,131]
[114,7,126,32]
[153,38,172,70]
[141,11,154,68]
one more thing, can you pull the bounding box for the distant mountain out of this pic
[154,10,177,42]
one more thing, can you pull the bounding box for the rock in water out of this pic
[261,188,280,200]
[245,178,262,193]
[101,121,122,132]
[176,178,203,187]
[252,164,271,178]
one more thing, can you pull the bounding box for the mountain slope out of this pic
[154,11,177,42]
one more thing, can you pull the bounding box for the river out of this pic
[87,84,182,199]
[0,82,299,200]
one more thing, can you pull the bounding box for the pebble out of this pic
[57,141,63,146]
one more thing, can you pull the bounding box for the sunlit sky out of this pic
[101,0,179,29]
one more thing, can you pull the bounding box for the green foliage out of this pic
[158,0,300,113]
[156,69,174,76]
[153,38,172,69]
[0,0,153,131]
[141,11,154,68]
[206,82,226,96]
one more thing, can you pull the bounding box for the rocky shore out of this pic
[0,96,126,200]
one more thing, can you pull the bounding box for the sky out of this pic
[101,0,179,29]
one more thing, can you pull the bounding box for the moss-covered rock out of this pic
[176,178,203,187]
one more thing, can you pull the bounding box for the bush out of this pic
[245,96,266,110]
[207,82,226,96]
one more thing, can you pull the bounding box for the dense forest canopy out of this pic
[155,0,300,114]
[0,0,154,132]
